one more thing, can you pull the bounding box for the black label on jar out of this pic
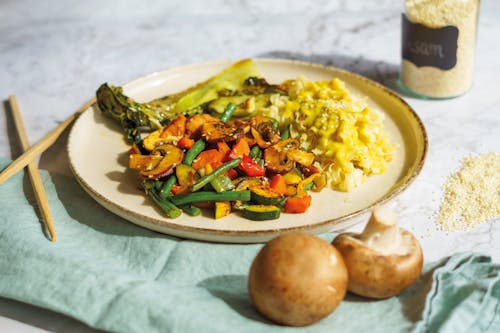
[402,14,459,70]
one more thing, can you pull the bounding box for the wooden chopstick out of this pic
[8,95,57,242]
[0,97,95,185]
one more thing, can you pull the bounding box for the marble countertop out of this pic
[0,0,499,331]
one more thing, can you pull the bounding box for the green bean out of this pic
[191,158,241,192]
[210,175,235,192]
[148,190,182,218]
[179,204,202,216]
[220,103,236,122]
[160,175,177,199]
[170,190,251,206]
[280,124,290,140]
[183,139,206,165]
[270,118,279,130]
[142,179,156,191]
[249,145,262,160]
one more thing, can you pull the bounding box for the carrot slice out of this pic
[229,137,250,159]
[178,136,195,149]
[217,141,231,160]
[161,114,186,139]
[270,174,287,195]
[284,195,312,213]
[192,149,224,170]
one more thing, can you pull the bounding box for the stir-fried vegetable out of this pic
[191,158,241,192]
[128,112,325,220]
[97,59,262,143]
[183,139,206,165]
[220,103,236,122]
[96,83,169,143]
[98,59,328,220]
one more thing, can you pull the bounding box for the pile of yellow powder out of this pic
[437,153,500,231]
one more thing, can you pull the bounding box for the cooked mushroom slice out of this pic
[272,138,300,151]
[286,148,314,167]
[250,117,280,148]
[263,139,300,174]
[140,144,184,179]
[186,114,218,139]
[142,129,163,151]
[160,114,186,141]
[332,205,423,299]
[201,120,243,143]
[249,233,348,326]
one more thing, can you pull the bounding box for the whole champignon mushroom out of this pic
[248,233,348,326]
[333,205,423,299]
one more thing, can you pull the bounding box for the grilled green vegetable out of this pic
[220,103,236,122]
[96,59,260,143]
[183,139,206,165]
[179,204,202,216]
[96,83,170,143]
[170,190,251,206]
[160,176,177,198]
[191,158,241,192]
[250,186,286,206]
[210,175,235,192]
[172,59,260,114]
[280,124,290,140]
[148,189,182,218]
[208,93,281,118]
[241,205,281,221]
[242,76,286,95]
[249,145,262,160]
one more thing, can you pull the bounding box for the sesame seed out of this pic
[436,153,500,231]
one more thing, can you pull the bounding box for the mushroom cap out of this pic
[332,230,423,299]
[248,233,348,326]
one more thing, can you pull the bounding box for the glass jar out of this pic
[400,0,480,99]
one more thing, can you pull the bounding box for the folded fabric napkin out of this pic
[0,157,499,333]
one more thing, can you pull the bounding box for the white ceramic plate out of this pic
[68,58,427,243]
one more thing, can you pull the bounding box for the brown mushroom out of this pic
[201,120,243,143]
[186,113,218,139]
[263,139,300,174]
[140,144,184,179]
[332,206,423,299]
[248,233,348,326]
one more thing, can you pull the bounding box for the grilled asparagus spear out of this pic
[96,59,263,143]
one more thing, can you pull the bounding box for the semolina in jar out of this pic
[400,0,480,99]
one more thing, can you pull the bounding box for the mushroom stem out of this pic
[359,206,406,255]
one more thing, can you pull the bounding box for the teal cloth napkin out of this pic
[0,157,499,333]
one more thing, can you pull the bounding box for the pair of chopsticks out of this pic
[3,95,95,242]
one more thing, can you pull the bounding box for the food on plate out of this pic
[248,233,348,326]
[332,205,423,299]
[261,77,395,191]
[127,110,325,220]
[95,58,395,220]
[96,59,275,144]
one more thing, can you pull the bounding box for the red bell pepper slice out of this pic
[238,155,265,177]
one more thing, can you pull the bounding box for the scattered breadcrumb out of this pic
[437,153,500,231]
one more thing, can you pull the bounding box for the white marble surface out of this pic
[0,0,499,332]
